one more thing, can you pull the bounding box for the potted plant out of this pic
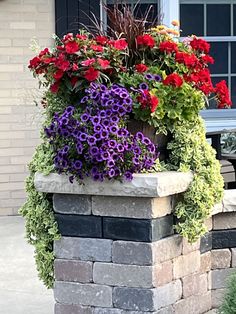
[21,5,231,288]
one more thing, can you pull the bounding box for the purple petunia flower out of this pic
[124,171,133,181]
[101,151,110,160]
[108,140,117,148]
[109,125,119,134]
[81,96,89,103]
[89,146,99,156]
[91,116,101,125]
[143,137,151,145]
[81,113,90,122]
[154,74,162,82]
[107,159,115,167]
[65,106,75,114]
[139,82,149,90]
[88,136,96,145]
[145,73,154,81]
[79,133,87,141]
[73,160,82,170]
[108,168,115,177]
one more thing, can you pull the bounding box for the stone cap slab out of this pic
[34,171,193,198]
[211,189,236,215]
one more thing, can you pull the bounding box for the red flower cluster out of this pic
[28,33,128,93]
[135,64,148,73]
[159,41,178,54]
[136,34,155,48]
[137,90,159,112]
[190,37,210,54]
[65,41,79,54]
[163,73,183,88]
[215,80,232,108]
[175,52,198,68]
[84,68,100,81]
[109,39,128,50]
[185,69,214,95]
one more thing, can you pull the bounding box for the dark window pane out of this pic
[209,77,229,109]
[180,4,204,36]
[234,5,236,36]
[209,42,228,74]
[107,2,159,31]
[231,43,236,74]
[134,3,159,25]
[231,77,236,108]
[207,4,230,36]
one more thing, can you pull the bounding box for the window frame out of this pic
[180,0,236,106]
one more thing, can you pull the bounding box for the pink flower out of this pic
[81,58,96,67]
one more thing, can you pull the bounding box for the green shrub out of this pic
[219,272,236,314]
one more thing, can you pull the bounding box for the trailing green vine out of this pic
[20,142,59,288]
[167,116,224,242]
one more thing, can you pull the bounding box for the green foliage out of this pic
[167,117,224,242]
[219,272,236,314]
[19,140,60,289]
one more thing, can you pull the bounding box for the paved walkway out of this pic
[0,216,54,314]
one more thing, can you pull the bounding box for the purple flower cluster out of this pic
[45,83,159,182]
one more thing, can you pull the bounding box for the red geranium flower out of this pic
[175,52,198,68]
[163,73,183,87]
[84,67,100,81]
[63,33,74,42]
[98,58,110,69]
[201,55,214,64]
[81,58,96,67]
[215,80,232,108]
[137,90,159,112]
[54,53,70,71]
[53,69,64,80]
[50,81,60,93]
[42,57,55,64]
[159,41,178,54]
[65,41,79,54]
[111,39,128,50]
[185,69,214,95]
[95,36,108,45]
[136,34,155,48]
[39,48,49,57]
[190,37,210,54]
[28,56,41,68]
[150,95,159,112]
[90,44,104,52]
[135,64,148,73]
[76,34,87,40]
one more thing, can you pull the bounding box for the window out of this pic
[104,0,160,28]
[180,0,236,108]
[55,0,100,37]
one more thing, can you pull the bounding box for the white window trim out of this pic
[160,0,179,26]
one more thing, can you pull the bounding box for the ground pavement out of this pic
[0,216,54,314]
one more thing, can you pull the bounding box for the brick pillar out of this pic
[35,172,234,314]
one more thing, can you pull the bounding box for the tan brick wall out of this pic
[0,0,55,215]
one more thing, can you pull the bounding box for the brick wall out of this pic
[0,0,55,215]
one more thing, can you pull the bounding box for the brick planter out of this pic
[34,172,236,314]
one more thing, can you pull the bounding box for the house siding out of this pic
[0,0,55,215]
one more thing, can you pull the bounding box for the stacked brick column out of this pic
[34,172,236,314]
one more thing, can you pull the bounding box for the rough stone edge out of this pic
[34,172,193,198]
